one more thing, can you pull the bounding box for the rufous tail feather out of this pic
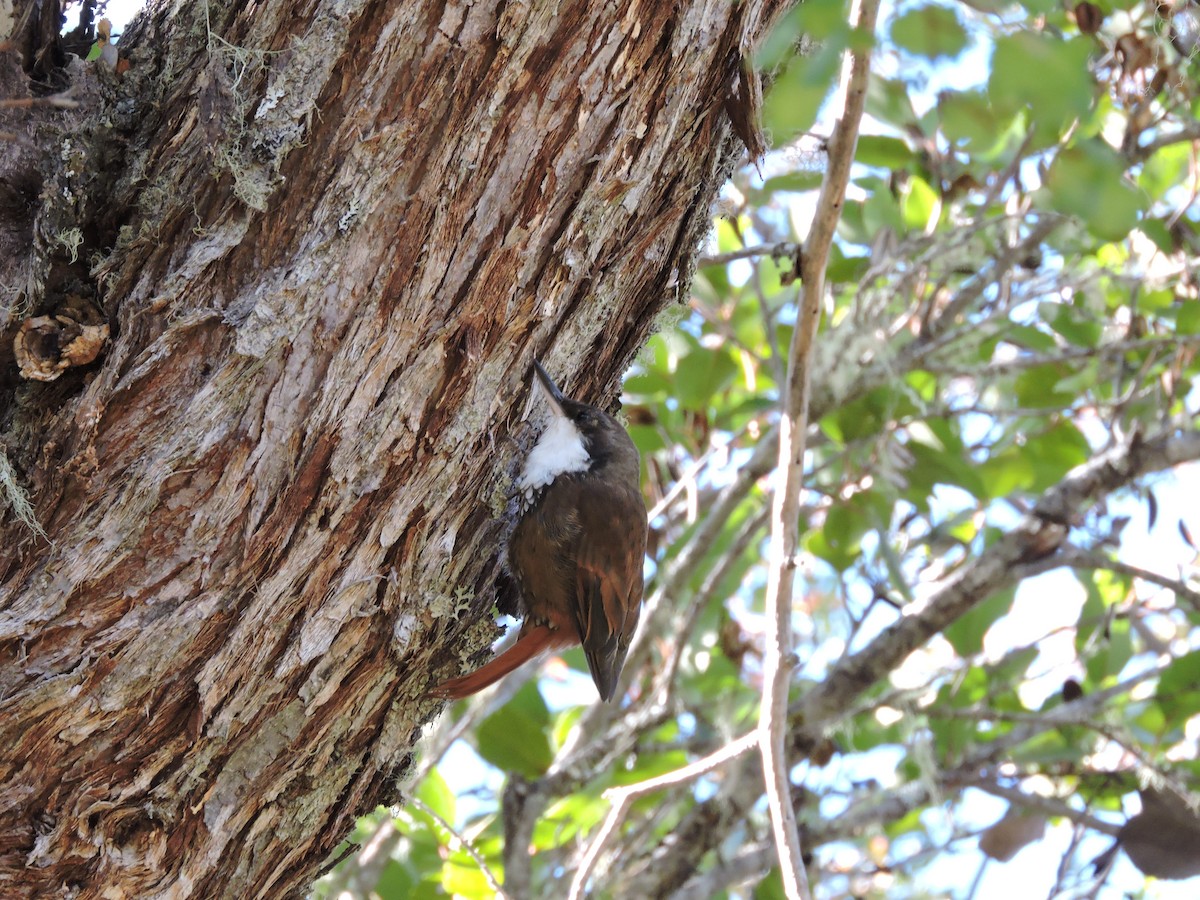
[429,624,559,699]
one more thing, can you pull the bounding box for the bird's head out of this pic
[531,360,638,480]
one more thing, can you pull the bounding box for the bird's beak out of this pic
[532,360,567,419]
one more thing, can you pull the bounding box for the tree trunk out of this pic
[0,0,785,895]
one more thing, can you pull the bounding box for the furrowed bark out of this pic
[0,0,789,895]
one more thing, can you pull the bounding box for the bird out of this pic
[430,360,647,702]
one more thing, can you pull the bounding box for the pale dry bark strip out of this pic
[757,1,879,895]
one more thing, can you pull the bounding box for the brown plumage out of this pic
[431,361,646,702]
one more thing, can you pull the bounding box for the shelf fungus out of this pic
[14,310,109,382]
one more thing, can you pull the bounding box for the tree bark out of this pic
[0,0,787,895]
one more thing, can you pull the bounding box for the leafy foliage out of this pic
[324,0,1200,896]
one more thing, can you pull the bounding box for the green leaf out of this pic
[856,135,915,169]
[475,682,554,778]
[759,0,850,66]
[939,91,1008,155]
[977,450,1035,498]
[1156,651,1200,722]
[1044,300,1103,347]
[552,705,584,750]
[891,5,970,60]
[1178,301,1200,335]
[695,264,730,303]
[1075,573,1107,651]
[628,423,667,455]
[1138,288,1175,312]
[1138,219,1175,254]
[1084,617,1132,684]
[757,171,825,196]
[1138,142,1191,200]
[989,33,1094,143]
[1022,422,1090,489]
[944,588,1015,656]
[763,41,845,147]
[1014,363,1076,408]
[375,859,416,899]
[537,791,610,848]
[861,183,905,235]
[1044,142,1146,241]
[612,749,690,786]
[755,868,787,900]
[868,76,921,131]
[442,849,495,897]
[902,175,939,231]
[825,385,920,444]
[904,433,988,498]
[417,768,455,824]
[930,708,979,762]
[674,345,738,410]
[805,518,861,571]
[1002,324,1059,353]
[85,41,103,62]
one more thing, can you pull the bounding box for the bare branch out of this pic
[0,91,80,110]
[698,241,801,268]
[792,429,1200,735]
[408,796,509,900]
[1131,120,1200,162]
[1054,546,1200,612]
[568,731,759,899]
[973,782,1121,837]
[758,2,880,895]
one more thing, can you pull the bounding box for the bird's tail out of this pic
[428,624,561,700]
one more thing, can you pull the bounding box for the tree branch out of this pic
[758,2,879,895]
[792,428,1200,735]
[408,796,509,900]
[567,731,759,899]
[1054,546,1200,613]
[973,782,1121,838]
[1131,120,1200,162]
[698,241,801,268]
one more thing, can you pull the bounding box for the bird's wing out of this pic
[569,481,646,702]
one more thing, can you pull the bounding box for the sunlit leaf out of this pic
[1044,141,1146,241]
[891,5,970,60]
[856,135,916,169]
[475,682,554,778]
[417,768,455,824]
[901,175,939,231]
[763,41,845,148]
[989,33,1094,143]
[945,588,1015,656]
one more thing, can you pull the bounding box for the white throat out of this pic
[518,416,590,496]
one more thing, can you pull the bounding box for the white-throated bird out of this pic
[431,360,647,702]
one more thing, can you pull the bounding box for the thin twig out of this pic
[758,2,879,897]
[698,241,800,268]
[791,429,1200,734]
[408,795,509,899]
[567,730,759,900]
[0,94,80,110]
[646,437,732,521]
[1055,546,1200,612]
[973,781,1120,837]
[1131,120,1200,162]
